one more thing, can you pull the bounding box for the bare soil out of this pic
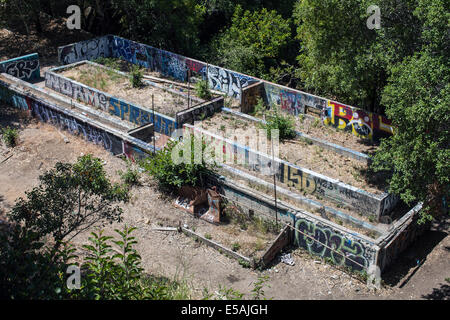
[197,113,387,194]
[1,104,448,301]
[1,18,448,301]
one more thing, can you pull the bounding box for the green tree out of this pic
[293,0,421,113]
[371,0,449,223]
[0,154,130,299]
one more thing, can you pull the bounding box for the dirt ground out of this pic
[1,106,448,300]
[197,113,386,195]
[60,63,193,118]
[251,110,377,155]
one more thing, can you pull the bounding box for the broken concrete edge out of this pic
[220,164,385,236]
[259,223,292,268]
[44,67,178,135]
[0,74,159,156]
[180,226,257,268]
[183,123,392,218]
[221,107,371,164]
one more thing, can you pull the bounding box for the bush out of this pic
[1,126,18,147]
[141,136,217,192]
[260,107,297,140]
[231,242,241,252]
[118,162,141,186]
[195,80,212,100]
[130,65,144,88]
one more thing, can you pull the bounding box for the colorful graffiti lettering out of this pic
[0,54,40,82]
[59,36,110,65]
[207,66,256,100]
[45,73,108,111]
[109,97,175,136]
[294,218,372,271]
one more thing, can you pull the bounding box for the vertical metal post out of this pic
[271,134,278,227]
[152,94,155,153]
[187,69,191,109]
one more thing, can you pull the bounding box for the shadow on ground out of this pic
[422,281,450,300]
[381,218,449,287]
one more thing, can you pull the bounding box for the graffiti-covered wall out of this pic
[57,36,395,141]
[45,70,177,136]
[176,96,224,125]
[0,53,40,82]
[183,124,388,218]
[294,213,378,272]
[58,36,110,65]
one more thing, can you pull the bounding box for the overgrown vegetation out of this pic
[118,161,141,187]
[195,79,212,100]
[130,65,144,88]
[260,107,297,141]
[141,136,217,192]
[1,126,18,147]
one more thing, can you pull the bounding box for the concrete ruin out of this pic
[0,37,429,275]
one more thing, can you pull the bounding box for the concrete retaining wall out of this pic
[0,53,40,82]
[176,96,224,126]
[44,63,177,136]
[57,35,393,141]
[0,74,156,163]
[183,123,394,219]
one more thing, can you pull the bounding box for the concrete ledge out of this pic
[221,107,371,164]
[0,53,40,82]
[181,227,254,267]
[45,62,177,136]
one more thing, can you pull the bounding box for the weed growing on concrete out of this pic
[260,107,296,140]
[130,65,144,88]
[195,79,212,100]
[204,233,212,240]
[1,126,18,147]
[231,242,241,252]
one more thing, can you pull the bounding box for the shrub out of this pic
[130,65,144,88]
[195,80,212,100]
[204,233,212,240]
[118,162,141,186]
[231,242,241,252]
[260,107,296,140]
[141,136,217,192]
[1,126,18,147]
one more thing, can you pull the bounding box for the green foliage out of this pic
[130,65,144,88]
[372,51,449,223]
[74,226,169,300]
[1,126,18,147]
[212,5,291,80]
[118,161,141,187]
[195,79,212,100]
[142,136,217,191]
[110,0,205,56]
[204,233,212,240]
[251,274,271,300]
[238,258,251,268]
[0,155,130,299]
[260,107,296,140]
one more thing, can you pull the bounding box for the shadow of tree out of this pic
[422,282,450,300]
[381,228,448,287]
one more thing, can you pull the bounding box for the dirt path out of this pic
[1,106,448,300]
